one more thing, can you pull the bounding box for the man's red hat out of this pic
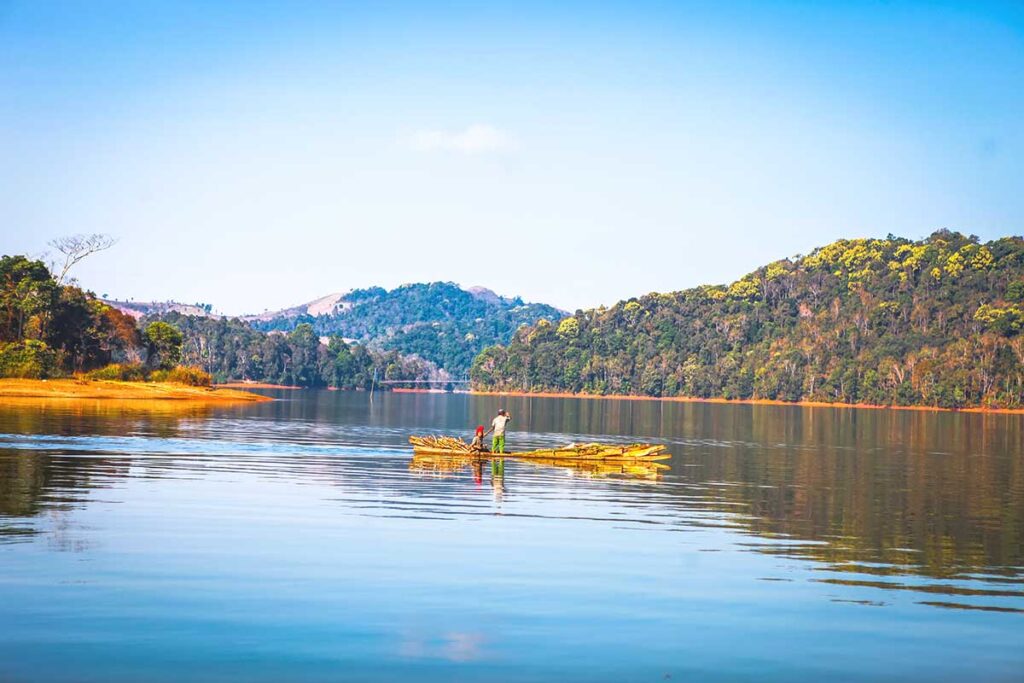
[475,425,485,435]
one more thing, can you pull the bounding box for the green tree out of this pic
[144,321,184,370]
[0,255,58,342]
[0,249,150,378]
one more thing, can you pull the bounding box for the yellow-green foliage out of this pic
[952,243,995,272]
[971,245,995,269]
[944,251,965,278]
[87,363,147,381]
[803,238,888,289]
[804,238,884,270]
[894,243,928,267]
[889,243,929,283]
[0,340,60,379]
[700,286,727,301]
[803,240,851,269]
[837,240,884,270]
[764,261,789,281]
[149,365,212,387]
[877,301,901,314]
[526,318,554,344]
[557,317,580,339]
[727,278,760,300]
[143,321,184,371]
[974,304,1024,336]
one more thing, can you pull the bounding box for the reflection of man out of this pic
[486,409,512,454]
[491,458,505,502]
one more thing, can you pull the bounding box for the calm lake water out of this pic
[1,390,1022,682]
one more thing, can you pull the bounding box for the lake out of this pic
[1,390,1022,682]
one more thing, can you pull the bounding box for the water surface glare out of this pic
[1,391,1022,682]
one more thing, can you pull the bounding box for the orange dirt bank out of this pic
[0,378,272,402]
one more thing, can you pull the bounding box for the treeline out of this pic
[471,231,1024,409]
[252,282,565,375]
[151,312,438,389]
[0,253,434,390]
[0,255,184,377]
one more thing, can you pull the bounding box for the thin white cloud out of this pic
[405,124,517,154]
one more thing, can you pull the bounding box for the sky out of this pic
[1,1,1022,314]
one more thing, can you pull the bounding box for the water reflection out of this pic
[0,391,1021,621]
[409,453,669,480]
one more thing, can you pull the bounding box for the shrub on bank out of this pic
[0,341,61,379]
[87,363,147,382]
[150,365,212,387]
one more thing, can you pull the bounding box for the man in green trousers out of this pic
[486,408,512,454]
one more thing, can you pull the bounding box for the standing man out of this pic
[486,408,512,454]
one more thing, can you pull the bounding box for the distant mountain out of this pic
[471,231,1024,410]
[110,283,566,377]
[241,292,351,322]
[247,282,566,376]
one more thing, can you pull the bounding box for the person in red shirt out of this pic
[470,425,489,453]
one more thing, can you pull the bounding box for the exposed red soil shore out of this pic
[0,379,272,402]
[468,389,1024,415]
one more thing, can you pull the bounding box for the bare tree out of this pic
[48,233,117,285]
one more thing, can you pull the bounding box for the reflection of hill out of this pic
[0,401,206,538]
[687,442,1024,580]
[2,394,1021,589]
[660,406,1024,581]
[484,397,1024,580]
[0,452,133,543]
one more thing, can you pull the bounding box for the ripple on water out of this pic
[0,393,1022,682]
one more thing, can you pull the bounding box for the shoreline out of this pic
[0,379,273,402]
[215,381,301,390]
[392,387,454,394]
[468,389,1024,415]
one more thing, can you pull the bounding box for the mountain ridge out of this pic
[471,231,1024,409]
[246,282,566,375]
[112,282,566,376]
[105,282,561,323]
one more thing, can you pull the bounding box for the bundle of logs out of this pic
[408,435,473,453]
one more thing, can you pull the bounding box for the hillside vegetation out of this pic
[0,254,434,391]
[250,282,564,376]
[0,254,173,378]
[152,313,437,389]
[471,231,1024,409]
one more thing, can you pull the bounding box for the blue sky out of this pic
[2,1,1022,313]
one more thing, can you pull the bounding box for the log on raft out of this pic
[408,435,670,462]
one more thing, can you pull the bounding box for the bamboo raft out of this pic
[408,435,670,463]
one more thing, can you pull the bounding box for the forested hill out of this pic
[248,282,565,376]
[471,231,1024,409]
